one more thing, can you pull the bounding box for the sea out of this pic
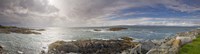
[0,26,199,54]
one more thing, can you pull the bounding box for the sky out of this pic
[0,0,200,27]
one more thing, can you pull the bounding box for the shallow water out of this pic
[0,26,198,54]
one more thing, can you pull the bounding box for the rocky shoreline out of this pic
[0,25,44,35]
[147,29,200,54]
[46,29,200,54]
[0,28,200,54]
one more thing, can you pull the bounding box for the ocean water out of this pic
[0,26,199,54]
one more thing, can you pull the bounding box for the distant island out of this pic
[0,25,44,34]
[108,27,128,31]
[93,27,128,32]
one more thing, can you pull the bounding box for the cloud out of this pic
[161,0,200,12]
[0,0,58,15]
[0,0,59,26]
[103,18,200,26]
[0,0,200,27]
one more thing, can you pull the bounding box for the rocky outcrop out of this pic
[146,38,181,54]
[48,37,140,54]
[0,25,44,34]
[147,29,200,54]
[48,41,79,53]
[0,45,7,54]
[36,29,45,31]
[93,29,101,31]
[47,29,200,54]
[122,44,142,54]
[108,27,128,31]
[0,45,3,54]
[140,40,160,54]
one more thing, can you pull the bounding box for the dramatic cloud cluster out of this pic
[0,0,59,26]
[0,0,200,27]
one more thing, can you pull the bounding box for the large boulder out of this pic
[141,40,159,54]
[176,36,193,45]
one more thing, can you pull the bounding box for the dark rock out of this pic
[36,29,45,31]
[48,38,138,54]
[48,41,79,53]
[40,50,46,54]
[121,37,134,41]
[141,41,159,54]
[0,25,43,35]
[0,46,2,53]
[108,27,127,31]
[94,29,101,31]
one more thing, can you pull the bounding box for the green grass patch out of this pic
[179,35,200,54]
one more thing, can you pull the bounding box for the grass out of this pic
[179,35,200,54]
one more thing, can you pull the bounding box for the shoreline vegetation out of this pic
[0,25,44,35]
[179,35,200,54]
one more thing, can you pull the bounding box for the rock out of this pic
[171,39,181,54]
[146,47,170,54]
[176,36,193,45]
[48,38,139,54]
[0,25,43,35]
[17,51,23,54]
[121,37,134,41]
[141,40,159,54]
[42,47,46,49]
[146,29,200,54]
[36,29,45,31]
[146,38,181,54]
[122,44,142,54]
[0,46,3,54]
[108,27,127,31]
[48,41,79,54]
[40,50,46,54]
[93,29,101,31]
